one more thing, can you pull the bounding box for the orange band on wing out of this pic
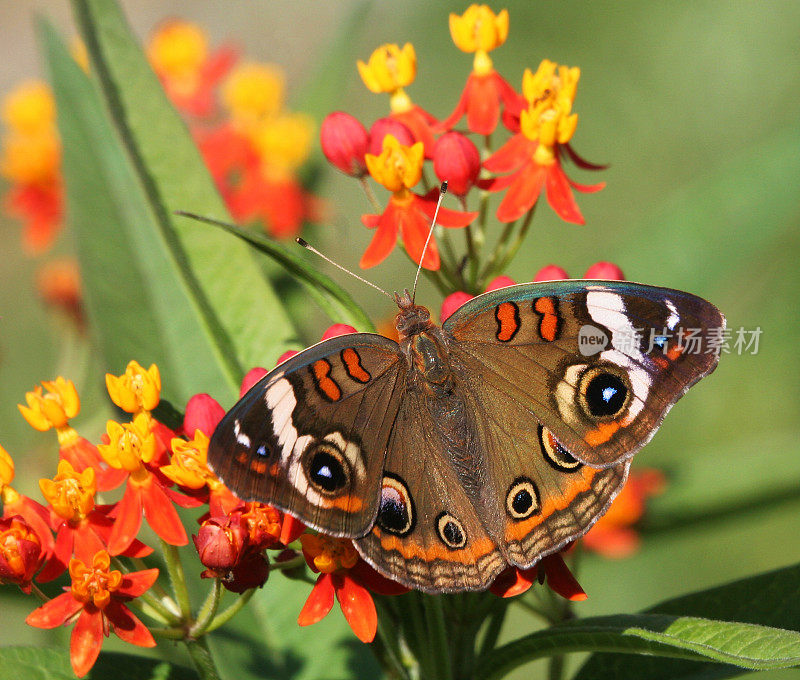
[495,301,521,342]
[374,530,497,563]
[534,297,560,341]
[584,420,621,446]
[504,466,600,541]
[312,359,342,401]
[318,495,364,511]
[341,348,371,383]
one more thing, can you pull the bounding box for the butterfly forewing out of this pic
[207,334,406,537]
[444,280,725,467]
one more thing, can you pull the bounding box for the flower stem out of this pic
[160,540,192,620]
[206,587,257,633]
[359,175,383,213]
[29,583,49,603]
[423,595,453,680]
[189,578,222,638]
[486,203,537,280]
[184,635,222,680]
[112,555,181,622]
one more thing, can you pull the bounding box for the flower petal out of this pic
[334,574,377,643]
[489,565,537,598]
[562,142,608,171]
[545,163,584,225]
[349,560,409,596]
[142,479,188,546]
[105,601,156,647]
[483,134,534,174]
[26,592,82,628]
[398,203,439,270]
[441,291,473,322]
[541,554,587,601]
[107,482,143,556]
[298,572,335,626]
[496,162,546,223]
[70,608,103,678]
[118,567,160,598]
[359,205,400,269]
[183,394,225,438]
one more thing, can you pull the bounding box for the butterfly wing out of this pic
[354,386,506,593]
[444,280,725,468]
[208,334,406,537]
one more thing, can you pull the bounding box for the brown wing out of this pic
[354,386,506,593]
[208,334,405,537]
[444,280,724,467]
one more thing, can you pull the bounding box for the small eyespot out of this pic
[506,477,541,520]
[302,442,350,495]
[578,366,631,420]
[436,512,467,549]
[376,474,415,537]
[539,425,582,472]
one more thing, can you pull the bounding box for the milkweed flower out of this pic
[489,551,587,600]
[298,534,407,642]
[26,551,157,678]
[0,515,44,593]
[437,5,521,135]
[484,59,605,224]
[320,112,369,177]
[358,43,437,156]
[361,135,477,269]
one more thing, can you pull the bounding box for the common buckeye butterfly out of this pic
[208,278,723,593]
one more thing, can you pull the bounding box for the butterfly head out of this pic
[393,289,433,340]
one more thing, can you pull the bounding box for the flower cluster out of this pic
[148,20,321,239]
[320,5,604,284]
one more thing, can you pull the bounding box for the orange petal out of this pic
[119,567,160,598]
[465,73,500,136]
[105,601,156,647]
[359,206,399,269]
[483,134,533,174]
[545,162,584,225]
[398,204,439,270]
[489,565,538,598]
[26,592,82,628]
[106,482,143,556]
[142,479,187,546]
[334,574,377,643]
[496,162,546,223]
[70,608,104,677]
[542,554,587,601]
[298,573,335,626]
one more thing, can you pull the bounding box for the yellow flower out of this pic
[1,81,55,135]
[98,413,156,481]
[222,62,285,125]
[0,129,60,186]
[39,460,96,524]
[520,59,580,164]
[105,360,161,413]
[357,43,416,95]
[147,20,208,82]
[69,551,123,609]
[450,5,509,71]
[161,432,221,491]
[250,113,314,175]
[18,377,80,433]
[300,534,359,574]
[0,444,14,493]
[365,134,424,194]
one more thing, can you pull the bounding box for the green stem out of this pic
[183,636,222,680]
[423,595,453,680]
[161,540,192,620]
[373,599,413,680]
[29,583,49,603]
[478,603,508,657]
[486,204,537,280]
[149,626,185,640]
[189,578,222,638]
[206,587,257,633]
[359,175,383,213]
[479,218,517,287]
[548,654,566,680]
[112,555,180,622]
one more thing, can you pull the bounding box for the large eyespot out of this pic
[506,477,541,520]
[376,474,415,537]
[302,442,350,495]
[436,512,467,549]
[578,366,631,420]
[539,425,582,472]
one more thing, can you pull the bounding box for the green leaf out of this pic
[576,562,800,680]
[0,647,195,680]
[70,0,300,400]
[477,612,800,680]
[175,213,374,332]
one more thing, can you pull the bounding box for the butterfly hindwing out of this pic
[208,334,405,537]
[444,280,725,468]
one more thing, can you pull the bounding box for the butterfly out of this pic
[208,280,724,593]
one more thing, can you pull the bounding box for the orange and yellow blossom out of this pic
[105,360,161,414]
[39,460,96,525]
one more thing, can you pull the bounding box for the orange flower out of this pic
[582,469,665,558]
[483,59,605,224]
[0,515,44,593]
[26,551,157,677]
[490,550,587,600]
[36,258,85,330]
[361,135,476,269]
[298,534,407,643]
[438,5,520,135]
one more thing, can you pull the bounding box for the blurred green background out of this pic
[1,1,799,678]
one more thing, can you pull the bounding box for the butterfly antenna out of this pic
[295,238,394,301]
[411,180,447,304]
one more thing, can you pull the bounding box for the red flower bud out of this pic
[485,275,516,292]
[440,291,473,322]
[320,112,369,176]
[533,264,569,282]
[583,261,625,280]
[433,132,481,196]
[194,515,247,570]
[218,549,269,593]
[321,324,357,340]
[0,515,44,593]
[240,367,268,397]
[183,394,225,438]
[368,117,414,157]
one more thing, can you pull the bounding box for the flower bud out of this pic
[0,515,44,592]
[217,549,269,593]
[485,275,516,292]
[583,261,625,280]
[433,132,481,196]
[321,324,357,340]
[440,291,473,323]
[320,112,369,177]
[240,367,268,397]
[183,394,225,438]
[533,264,569,282]
[193,515,247,570]
[367,117,414,157]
